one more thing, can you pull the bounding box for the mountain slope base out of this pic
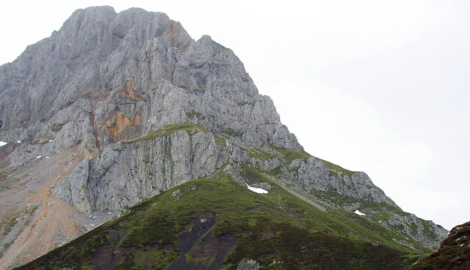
[16,169,424,270]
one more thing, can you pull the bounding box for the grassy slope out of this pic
[16,167,424,270]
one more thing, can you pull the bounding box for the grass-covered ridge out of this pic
[247,147,276,161]
[123,123,209,143]
[273,146,356,177]
[271,145,357,177]
[17,167,427,270]
[272,145,311,164]
[318,157,357,178]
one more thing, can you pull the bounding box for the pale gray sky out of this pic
[1,0,469,230]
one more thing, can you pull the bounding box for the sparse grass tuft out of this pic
[272,145,311,164]
[236,101,256,106]
[317,158,357,178]
[268,166,283,177]
[186,111,206,120]
[222,128,243,137]
[2,215,18,236]
[123,123,209,143]
[214,135,226,145]
[248,148,276,161]
[192,88,205,94]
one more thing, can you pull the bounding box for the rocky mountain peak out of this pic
[0,6,448,269]
[0,6,299,152]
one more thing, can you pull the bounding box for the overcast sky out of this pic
[1,0,468,230]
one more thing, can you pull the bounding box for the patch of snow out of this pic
[355,210,366,216]
[17,140,21,143]
[0,141,7,147]
[36,156,42,159]
[245,183,268,194]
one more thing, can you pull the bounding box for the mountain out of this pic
[0,6,447,269]
[412,221,470,270]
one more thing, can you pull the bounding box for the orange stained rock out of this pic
[119,80,141,101]
[101,109,142,141]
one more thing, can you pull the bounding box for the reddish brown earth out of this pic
[0,146,87,269]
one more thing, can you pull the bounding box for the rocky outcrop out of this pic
[378,213,448,251]
[237,259,260,270]
[54,129,248,213]
[281,157,397,207]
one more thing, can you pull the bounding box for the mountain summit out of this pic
[0,6,447,269]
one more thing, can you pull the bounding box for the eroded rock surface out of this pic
[55,130,241,213]
[0,6,300,159]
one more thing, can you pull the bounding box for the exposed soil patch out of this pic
[167,211,237,270]
[0,146,88,269]
[179,211,217,254]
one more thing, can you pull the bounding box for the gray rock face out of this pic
[379,212,448,250]
[278,157,398,207]
[55,159,92,212]
[0,6,301,158]
[54,130,244,213]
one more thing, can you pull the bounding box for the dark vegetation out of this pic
[185,110,206,120]
[412,221,470,270]
[192,88,206,94]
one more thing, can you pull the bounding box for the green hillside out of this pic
[15,166,427,270]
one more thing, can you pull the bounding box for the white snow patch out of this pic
[36,156,42,159]
[245,183,268,194]
[0,141,7,147]
[355,210,366,216]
